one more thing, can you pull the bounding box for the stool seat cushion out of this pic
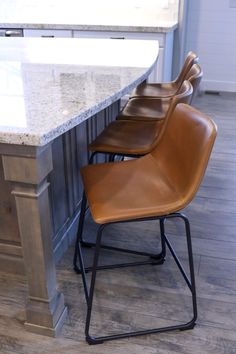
[117,97,171,121]
[81,154,184,224]
[89,119,164,155]
[131,81,179,98]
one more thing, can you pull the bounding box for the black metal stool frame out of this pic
[88,151,142,165]
[73,192,166,275]
[73,194,197,345]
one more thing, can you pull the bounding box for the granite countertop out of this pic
[0,0,178,33]
[0,37,158,146]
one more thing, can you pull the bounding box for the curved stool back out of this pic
[118,79,193,121]
[131,51,199,99]
[177,51,199,88]
[88,81,193,161]
[186,63,203,103]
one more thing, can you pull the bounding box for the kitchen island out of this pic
[0,37,158,336]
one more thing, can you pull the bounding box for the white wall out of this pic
[185,0,236,92]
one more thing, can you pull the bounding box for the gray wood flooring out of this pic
[1,92,236,354]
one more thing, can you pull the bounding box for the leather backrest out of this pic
[155,81,193,143]
[151,103,217,206]
[186,64,203,103]
[165,80,193,120]
[176,51,199,88]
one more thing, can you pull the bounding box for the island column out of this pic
[1,143,68,337]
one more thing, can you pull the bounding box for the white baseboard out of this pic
[201,80,236,93]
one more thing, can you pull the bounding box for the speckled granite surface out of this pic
[0,0,178,32]
[0,37,158,146]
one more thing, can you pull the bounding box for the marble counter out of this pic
[0,37,158,146]
[0,0,178,33]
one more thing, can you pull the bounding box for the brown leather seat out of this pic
[74,103,217,344]
[117,79,192,121]
[130,51,199,99]
[89,119,163,156]
[88,80,192,160]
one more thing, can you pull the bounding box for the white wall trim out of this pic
[201,80,236,93]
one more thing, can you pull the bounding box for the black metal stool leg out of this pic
[89,151,118,164]
[180,214,198,324]
[88,152,97,164]
[76,239,89,303]
[78,217,166,273]
[108,153,116,162]
[80,214,197,345]
[85,225,105,345]
[158,217,167,260]
[73,191,87,273]
[162,213,197,328]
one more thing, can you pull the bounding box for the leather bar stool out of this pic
[73,103,217,344]
[117,63,202,122]
[117,79,192,122]
[88,64,202,163]
[130,51,198,99]
[88,80,193,162]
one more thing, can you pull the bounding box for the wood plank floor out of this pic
[1,92,236,354]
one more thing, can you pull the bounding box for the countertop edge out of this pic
[0,22,178,33]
